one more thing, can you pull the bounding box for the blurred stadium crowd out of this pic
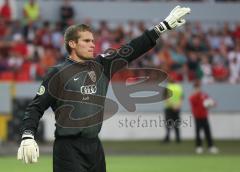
[0,0,240,84]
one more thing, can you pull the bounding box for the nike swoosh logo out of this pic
[74,78,79,81]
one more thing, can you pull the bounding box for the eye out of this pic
[83,39,91,42]
[84,39,94,43]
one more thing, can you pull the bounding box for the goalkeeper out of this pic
[17,5,191,172]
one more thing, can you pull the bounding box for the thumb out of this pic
[177,19,186,27]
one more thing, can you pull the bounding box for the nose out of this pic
[90,41,95,48]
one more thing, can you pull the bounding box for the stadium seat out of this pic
[0,71,15,81]
[15,71,31,82]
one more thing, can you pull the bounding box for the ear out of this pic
[68,40,76,49]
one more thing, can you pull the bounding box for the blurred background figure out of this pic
[228,44,240,84]
[0,0,12,23]
[23,0,40,26]
[59,0,75,30]
[189,80,219,154]
[162,72,184,144]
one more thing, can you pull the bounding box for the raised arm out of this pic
[99,5,191,76]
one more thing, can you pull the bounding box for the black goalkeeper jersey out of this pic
[21,29,159,138]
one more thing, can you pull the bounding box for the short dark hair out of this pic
[64,24,92,54]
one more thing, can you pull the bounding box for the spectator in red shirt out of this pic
[0,0,12,22]
[11,33,28,58]
[233,23,240,41]
[189,80,219,154]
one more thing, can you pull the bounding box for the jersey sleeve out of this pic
[21,67,59,135]
[98,29,159,78]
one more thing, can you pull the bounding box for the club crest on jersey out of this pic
[88,71,96,83]
[80,84,97,95]
[37,85,45,95]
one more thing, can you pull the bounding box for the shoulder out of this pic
[47,65,60,74]
[189,94,193,101]
[45,62,65,78]
[189,92,196,100]
[50,60,67,70]
[202,92,209,98]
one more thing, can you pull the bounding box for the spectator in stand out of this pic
[0,55,8,71]
[221,22,234,51]
[35,21,52,48]
[207,29,221,50]
[11,34,28,59]
[22,20,37,44]
[124,20,142,38]
[211,49,229,81]
[60,0,75,30]
[0,0,12,23]
[40,47,57,72]
[158,43,174,73]
[233,22,240,42]
[185,34,209,81]
[7,50,24,72]
[51,22,64,49]
[98,20,111,52]
[23,0,40,25]
[0,17,240,84]
[0,17,9,39]
[189,80,219,154]
[111,25,124,49]
[228,44,240,84]
[200,54,214,84]
[11,33,28,59]
[171,45,187,69]
[186,51,203,81]
[11,20,23,37]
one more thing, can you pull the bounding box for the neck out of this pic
[69,54,85,63]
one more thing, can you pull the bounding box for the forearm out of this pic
[123,29,159,63]
[21,67,58,135]
[21,103,44,135]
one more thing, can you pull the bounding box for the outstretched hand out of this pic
[154,5,191,34]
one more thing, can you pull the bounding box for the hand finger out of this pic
[29,146,35,163]
[175,8,191,19]
[171,5,181,14]
[17,147,23,160]
[35,144,39,158]
[23,147,29,164]
[28,147,33,163]
[27,147,32,164]
[32,155,37,163]
[182,7,191,14]
[31,146,37,163]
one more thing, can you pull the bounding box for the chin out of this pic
[83,55,94,60]
[86,56,94,59]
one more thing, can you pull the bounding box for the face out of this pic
[69,31,95,60]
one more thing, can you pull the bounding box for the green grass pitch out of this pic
[0,140,240,172]
[0,155,240,172]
